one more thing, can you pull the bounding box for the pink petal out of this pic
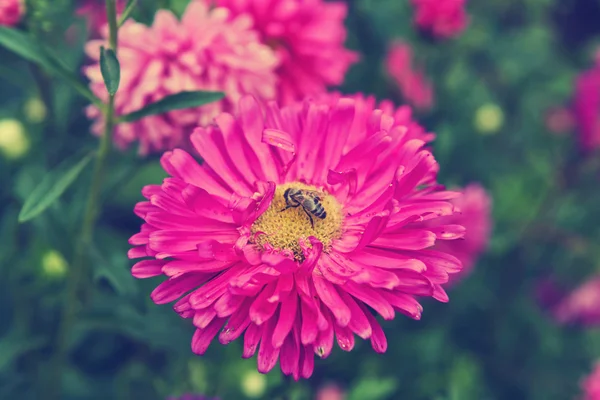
[313,309,335,358]
[188,266,243,309]
[131,260,164,278]
[301,345,315,379]
[193,308,217,329]
[300,299,320,345]
[161,150,230,199]
[213,291,245,317]
[239,96,280,183]
[197,240,238,261]
[317,98,356,182]
[191,317,226,355]
[272,293,298,348]
[382,291,423,320]
[219,298,252,344]
[249,282,279,325]
[151,273,210,304]
[280,332,300,377]
[371,229,437,250]
[313,276,352,327]
[257,317,281,373]
[333,324,355,352]
[362,305,388,353]
[343,281,395,320]
[263,128,296,152]
[242,323,262,358]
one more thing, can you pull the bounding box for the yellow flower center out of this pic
[250,182,345,261]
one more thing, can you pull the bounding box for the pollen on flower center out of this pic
[250,182,344,261]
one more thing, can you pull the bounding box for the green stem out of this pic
[47,0,119,398]
[107,0,119,53]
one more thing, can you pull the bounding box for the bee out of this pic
[280,188,327,228]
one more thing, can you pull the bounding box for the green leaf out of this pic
[100,46,120,96]
[120,90,225,122]
[18,151,95,223]
[0,27,101,106]
[118,0,138,26]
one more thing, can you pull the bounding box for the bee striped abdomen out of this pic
[312,202,327,219]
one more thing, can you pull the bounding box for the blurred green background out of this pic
[2,0,600,399]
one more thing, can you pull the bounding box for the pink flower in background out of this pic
[573,67,600,151]
[214,0,359,105]
[410,0,469,39]
[316,383,346,400]
[385,41,434,111]
[430,184,492,283]
[84,2,278,155]
[545,106,574,135]
[581,362,600,400]
[129,95,464,379]
[76,0,126,35]
[551,275,600,326]
[0,0,24,27]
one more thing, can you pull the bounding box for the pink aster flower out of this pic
[410,0,469,39]
[581,362,600,400]
[428,183,492,283]
[129,95,464,379]
[385,41,434,111]
[213,0,359,105]
[316,383,346,400]
[76,0,126,35]
[0,0,24,27]
[573,67,600,152]
[84,1,278,155]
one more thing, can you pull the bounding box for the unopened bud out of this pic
[41,250,68,279]
[474,103,504,134]
[0,119,30,159]
[240,370,267,398]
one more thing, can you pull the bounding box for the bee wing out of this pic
[304,190,323,199]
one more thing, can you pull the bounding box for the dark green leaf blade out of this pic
[18,152,95,223]
[120,91,225,122]
[99,46,120,96]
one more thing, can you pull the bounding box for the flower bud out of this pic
[474,103,504,134]
[0,119,30,159]
[41,250,68,279]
